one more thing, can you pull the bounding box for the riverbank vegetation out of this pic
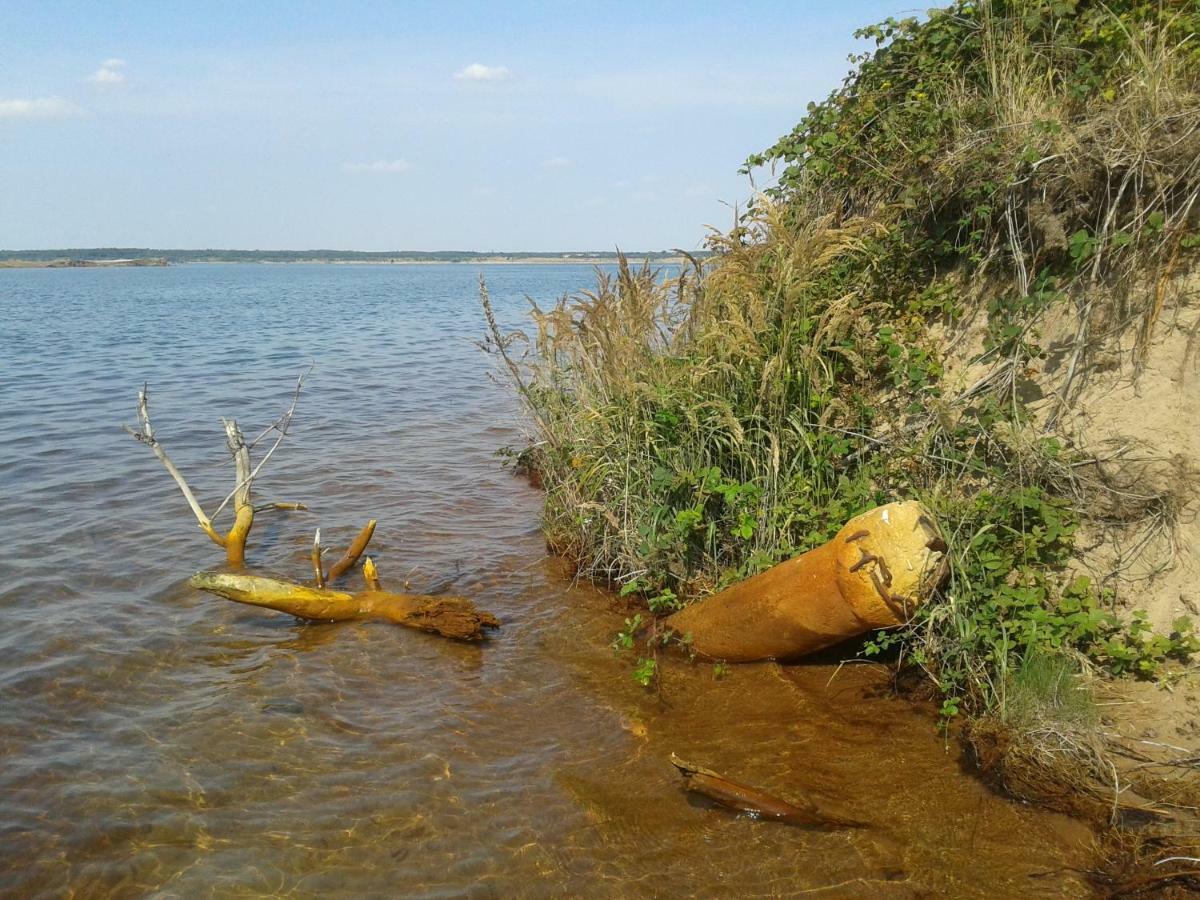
[486,0,1199,851]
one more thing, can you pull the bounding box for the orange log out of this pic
[665,501,946,662]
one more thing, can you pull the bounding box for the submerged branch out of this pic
[669,755,866,829]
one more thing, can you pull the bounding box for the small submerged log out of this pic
[669,754,866,829]
[189,572,500,641]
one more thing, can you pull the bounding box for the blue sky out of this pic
[1,1,920,251]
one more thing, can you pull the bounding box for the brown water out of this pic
[0,264,1096,897]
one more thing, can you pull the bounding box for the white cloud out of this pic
[684,183,713,198]
[0,97,83,119]
[87,58,126,84]
[454,63,511,82]
[343,159,413,174]
[541,156,571,169]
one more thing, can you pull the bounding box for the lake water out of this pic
[0,263,1095,897]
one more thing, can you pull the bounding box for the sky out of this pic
[0,1,921,252]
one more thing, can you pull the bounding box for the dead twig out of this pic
[211,365,312,520]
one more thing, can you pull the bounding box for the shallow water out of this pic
[0,264,1095,897]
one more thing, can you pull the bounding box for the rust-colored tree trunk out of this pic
[190,572,500,641]
[665,501,947,662]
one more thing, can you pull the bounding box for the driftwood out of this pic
[665,501,948,662]
[125,378,499,640]
[669,754,866,829]
[190,570,500,640]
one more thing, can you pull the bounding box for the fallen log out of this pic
[665,500,947,662]
[669,754,866,829]
[190,572,500,641]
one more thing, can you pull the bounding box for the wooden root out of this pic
[669,755,866,829]
[189,572,500,641]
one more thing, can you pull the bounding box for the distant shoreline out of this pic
[0,255,689,269]
[0,257,169,269]
[0,249,700,269]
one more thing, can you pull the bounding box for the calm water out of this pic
[0,264,1095,897]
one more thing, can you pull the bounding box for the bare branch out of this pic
[211,367,310,520]
[123,383,224,547]
[222,418,252,511]
[247,363,313,450]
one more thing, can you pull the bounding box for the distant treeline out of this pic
[0,248,697,264]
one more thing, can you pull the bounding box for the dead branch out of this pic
[311,529,325,588]
[211,365,310,521]
[325,520,377,582]
[189,572,500,641]
[122,384,225,548]
[669,755,866,829]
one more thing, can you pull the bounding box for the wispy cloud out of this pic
[343,159,412,174]
[0,97,83,119]
[86,58,127,84]
[454,63,511,82]
[541,156,571,170]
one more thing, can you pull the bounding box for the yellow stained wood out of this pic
[665,501,947,662]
